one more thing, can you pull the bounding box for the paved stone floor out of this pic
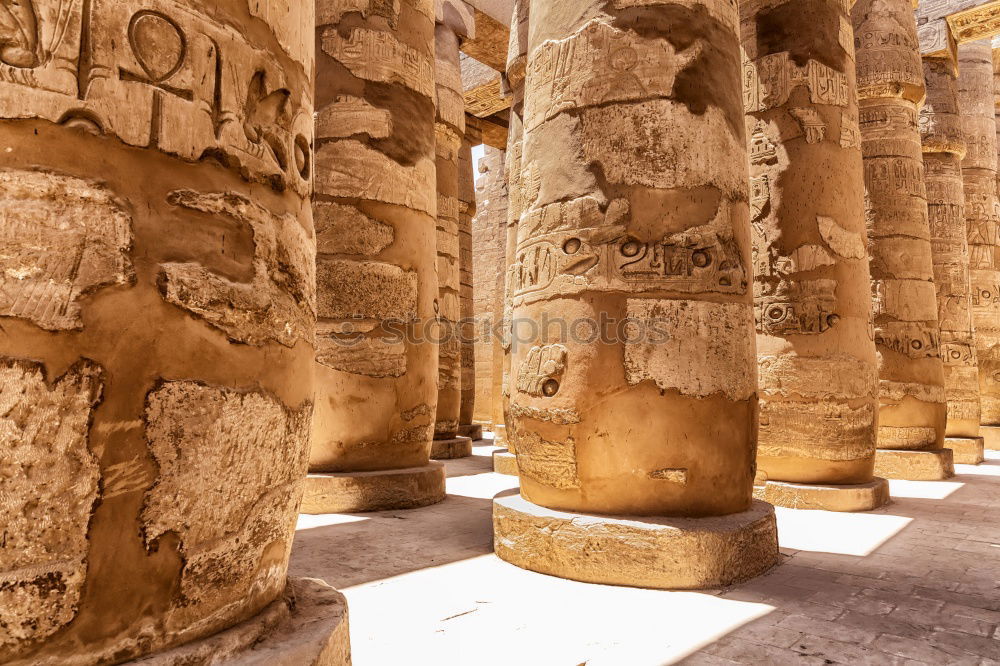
[290,441,1000,665]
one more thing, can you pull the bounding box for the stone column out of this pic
[431,1,475,461]
[457,125,481,442]
[744,0,888,510]
[853,0,953,481]
[0,2,347,664]
[493,1,778,589]
[491,0,529,476]
[958,39,1000,452]
[472,146,508,430]
[923,50,986,466]
[306,0,446,513]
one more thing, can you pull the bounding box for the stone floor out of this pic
[290,439,1000,665]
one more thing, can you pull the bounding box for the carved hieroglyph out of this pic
[472,146,508,426]
[958,40,1000,426]
[0,1,316,663]
[745,0,880,484]
[853,0,947,452]
[923,54,981,437]
[311,0,438,472]
[509,0,758,516]
[433,7,470,440]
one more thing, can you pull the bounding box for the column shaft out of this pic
[853,0,948,460]
[744,0,880,487]
[307,0,445,511]
[958,41,1000,427]
[923,56,981,438]
[0,1,322,662]
[458,129,477,429]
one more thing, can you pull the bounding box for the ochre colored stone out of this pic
[753,478,890,512]
[310,0,442,514]
[493,493,779,590]
[457,423,484,440]
[133,578,350,666]
[0,1,324,662]
[493,449,519,476]
[944,436,985,464]
[853,0,948,455]
[873,448,956,480]
[980,424,1000,450]
[745,0,880,487]
[301,464,447,515]
[430,436,474,460]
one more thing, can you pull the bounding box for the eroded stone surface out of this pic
[142,381,311,631]
[0,358,102,648]
[160,190,315,348]
[746,0,880,486]
[0,169,133,331]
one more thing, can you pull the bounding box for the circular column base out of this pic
[302,463,446,513]
[493,449,518,476]
[980,425,1000,451]
[945,436,985,465]
[874,448,955,481]
[431,436,473,460]
[457,424,484,440]
[753,477,890,512]
[492,491,779,590]
[132,577,350,665]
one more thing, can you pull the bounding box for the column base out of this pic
[874,448,955,481]
[457,424,483,440]
[492,424,507,447]
[945,436,985,465]
[133,577,350,665]
[302,463,446,514]
[492,491,779,590]
[492,449,518,476]
[431,436,473,460]
[980,425,1000,451]
[753,478,890,512]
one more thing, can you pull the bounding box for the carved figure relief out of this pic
[517,344,567,397]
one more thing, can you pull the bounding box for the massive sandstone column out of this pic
[923,48,986,465]
[958,39,1000,452]
[853,0,952,481]
[431,2,475,460]
[491,0,529,476]
[472,146,508,429]
[0,1,348,664]
[306,0,446,513]
[493,0,779,589]
[457,125,481,441]
[744,0,888,510]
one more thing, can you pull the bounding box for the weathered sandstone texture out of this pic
[472,146,508,428]
[308,0,446,512]
[458,127,478,435]
[945,436,986,464]
[922,39,983,460]
[959,40,1000,441]
[494,0,778,589]
[0,0,331,662]
[743,0,886,507]
[434,2,473,442]
[854,0,948,470]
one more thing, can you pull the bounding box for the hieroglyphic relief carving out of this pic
[516,344,567,397]
[746,0,881,484]
[320,26,434,98]
[0,169,133,330]
[159,190,315,348]
[0,358,102,648]
[0,0,313,193]
[141,381,310,628]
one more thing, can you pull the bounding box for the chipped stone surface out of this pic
[624,300,756,402]
[511,429,580,491]
[0,358,102,648]
[316,260,418,322]
[315,202,394,256]
[0,169,133,331]
[159,191,315,348]
[142,381,311,629]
